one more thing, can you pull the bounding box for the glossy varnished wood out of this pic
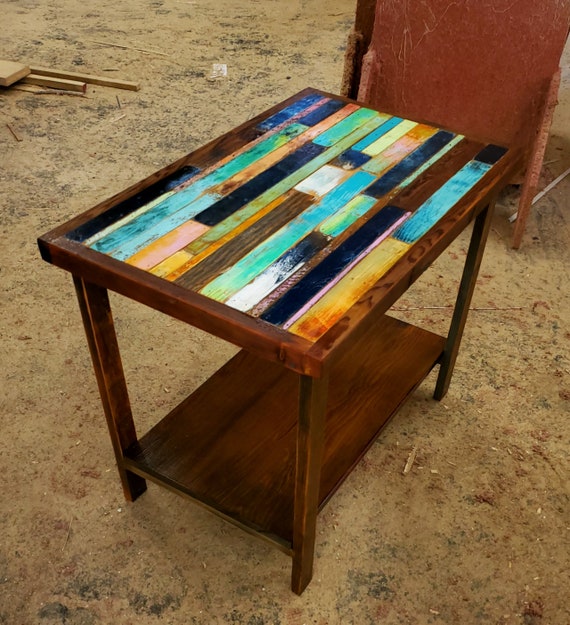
[38,88,521,594]
[122,315,444,546]
[73,277,147,501]
[38,88,522,376]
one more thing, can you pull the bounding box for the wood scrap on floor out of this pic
[21,74,87,93]
[0,60,30,86]
[0,59,139,92]
[6,123,23,142]
[30,66,139,91]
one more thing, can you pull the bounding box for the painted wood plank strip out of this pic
[294,165,349,197]
[384,138,481,213]
[192,142,325,227]
[177,113,389,265]
[334,148,372,170]
[364,130,457,198]
[150,249,194,278]
[68,165,200,243]
[174,191,313,290]
[392,159,492,244]
[216,104,360,197]
[361,124,439,175]
[361,120,418,156]
[166,192,297,282]
[283,211,411,329]
[92,191,221,260]
[474,144,508,165]
[313,108,385,147]
[350,116,403,152]
[125,220,209,270]
[258,93,328,130]
[287,237,411,341]
[199,170,378,302]
[387,134,465,197]
[296,98,347,126]
[225,232,329,312]
[88,122,309,253]
[261,205,409,326]
[319,194,379,238]
[92,98,334,246]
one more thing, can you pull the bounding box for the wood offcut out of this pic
[0,59,139,92]
[0,60,30,86]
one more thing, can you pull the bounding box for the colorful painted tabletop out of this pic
[63,89,508,344]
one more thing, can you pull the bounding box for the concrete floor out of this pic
[1,2,569,624]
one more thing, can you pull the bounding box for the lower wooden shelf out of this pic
[123,314,445,550]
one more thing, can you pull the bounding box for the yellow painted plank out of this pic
[362,119,418,156]
[288,237,410,341]
[150,249,194,278]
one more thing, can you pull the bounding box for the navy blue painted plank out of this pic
[261,205,408,325]
[296,99,346,126]
[66,165,200,242]
[475,144,507,165]
[193,142,325,227]
[257,93,325,131]
[335,148,372,170]
[364,130,456,199]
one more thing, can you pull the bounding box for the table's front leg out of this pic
[73,276,147,501]
[434,200,495,400]
[291,371,329,595]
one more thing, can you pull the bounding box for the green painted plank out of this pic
[185,114,388,256]
[199,170,376,302]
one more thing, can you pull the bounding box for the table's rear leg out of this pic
[291,372,329,595]
[434,200,495,400]
[73,276,147,501]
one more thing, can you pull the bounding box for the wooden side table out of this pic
[38,88,521,594]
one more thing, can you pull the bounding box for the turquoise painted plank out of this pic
[200,170,377,302]
[351,116,403,151]
[312,108,381,147]
[92,193,219,259]
[319,194,378,238]
[393,159,492,244]
[89,122,309,254]
[187,114,389,255]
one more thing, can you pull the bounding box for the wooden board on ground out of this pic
[30,66,140,91]
[21,74,87,93]
[0,60,31,87]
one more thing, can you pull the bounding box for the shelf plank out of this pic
[124,315,444,546]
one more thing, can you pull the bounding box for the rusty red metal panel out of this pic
[358,0,570,149]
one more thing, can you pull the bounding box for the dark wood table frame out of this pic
[38,89,521,594]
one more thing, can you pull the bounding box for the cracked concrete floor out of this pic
[1,1,569,624]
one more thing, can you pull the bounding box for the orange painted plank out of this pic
[126,220,208,270]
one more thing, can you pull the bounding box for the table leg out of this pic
[291,372,329,595]
[434,201,495,400]
[73,276,147,501]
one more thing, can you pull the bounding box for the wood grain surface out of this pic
[38,88,520,374]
